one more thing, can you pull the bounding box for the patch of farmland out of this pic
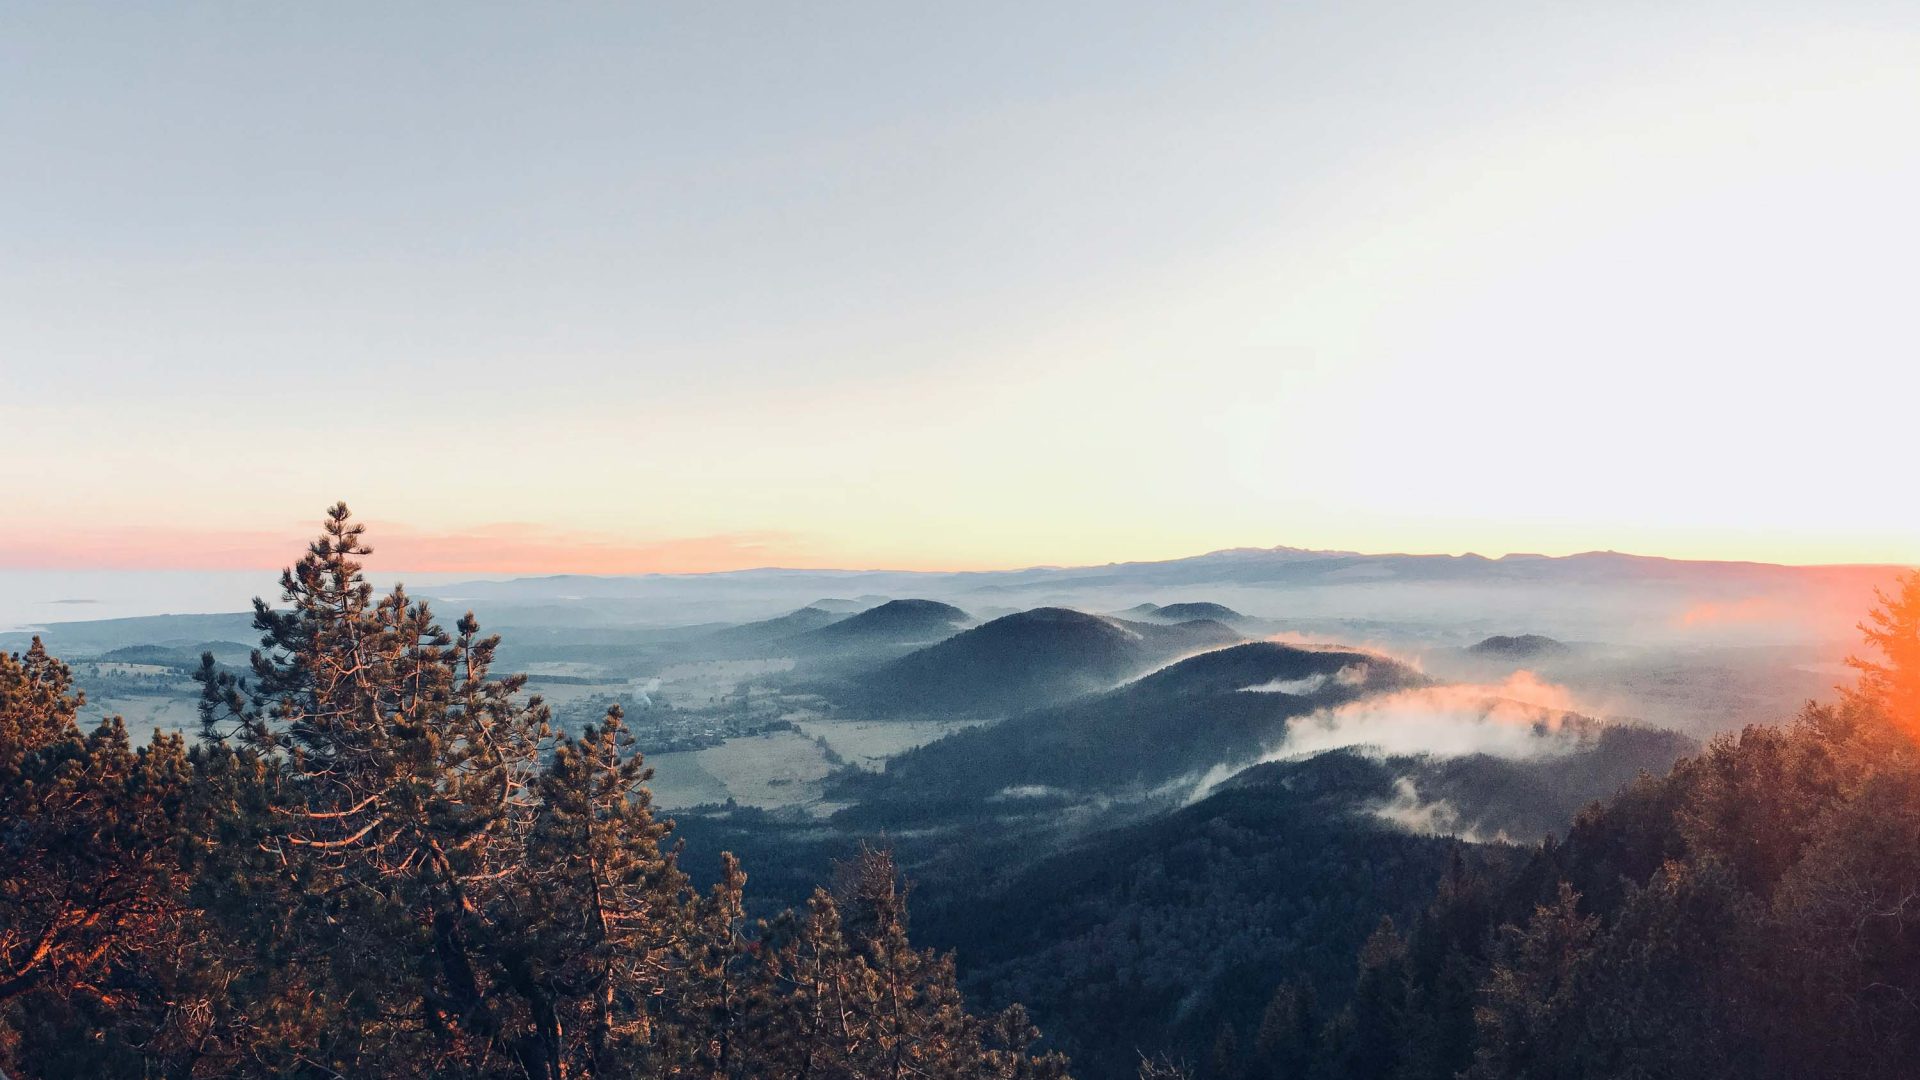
[85,693,202,745]
[644,729,835,810]
[791,717,990,771]
[642,751,733,809]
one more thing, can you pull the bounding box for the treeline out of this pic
[1199,576,1920,1080]
[0,506,1067,1079]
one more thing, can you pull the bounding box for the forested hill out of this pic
[833,607,1243,717]
[899,727,1694,1078]
[919,750,1502,1079]
[835,641,1423,815]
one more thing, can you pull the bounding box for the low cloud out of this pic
[1371,777,1471,839]
[1367,776,1512,843]
[1239,662,1371,695]
[993,784,1070,801]
[1186,670,1593,803]
[1282,672,1587,760]
[1263,630,1424,664]
[1676,595,1795,627]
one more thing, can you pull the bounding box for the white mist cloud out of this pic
[1282,673,1588,761]
[1239,662,1371,695]
[994,784,1069,801]
[1369,776,1475,840]
[1185,670,1595,804]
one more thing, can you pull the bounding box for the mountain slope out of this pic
[838,641,1422,813]
[918,749,1491,1079]
[1218,723,1696,843]
[918,724,1693,1078]
[769,599,976,676]
[697,605,847,653]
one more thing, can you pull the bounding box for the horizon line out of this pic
[5,543,1913,581]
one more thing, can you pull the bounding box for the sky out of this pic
[5,1,1920,574]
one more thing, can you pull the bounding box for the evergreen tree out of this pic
[1207,1021,1242,1080]
[196,503,563,1075]
[738,847,1069,1079]
[1849,569,1920,732]
[518,705,694,1076]
[1467,883,1595,1080]
[1316,918,1408,1080]
[1395,849,1494,1080]
[1249,980,1316,1080]
[0,640,200,1074]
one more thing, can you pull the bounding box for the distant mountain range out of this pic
[421,546,1899,600]
[7,545,1901,649]
[393,545,1899,648]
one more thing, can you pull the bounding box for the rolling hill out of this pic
[695,605,847,654]
[97,640,256,669]
[809,596,888,614]
[1467,633,1569,658]
[1143,601,1246,623]
[791,598,970,648]
[835,641,1423,814]
[836,607,1243,717]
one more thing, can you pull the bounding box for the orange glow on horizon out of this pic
[1677,596,1799,627]
[0,522,840,576]
[2,518,1915,577]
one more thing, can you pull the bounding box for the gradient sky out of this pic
[5,2,1919,573]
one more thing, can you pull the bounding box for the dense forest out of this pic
[3,507,1919,1079]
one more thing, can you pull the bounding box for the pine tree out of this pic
[1250,979,1317,1080]
[1316,918,1408,1080]
[1397,849,1494,1080]
[1849,570,1920,733]
[751,888,861,1077]
[737,847,1070,1079]
[196,503,562,1075]
[519,705,695,1076]
[0,640,198,1073]
[1207,1021,1242,1080]
[819,846,998,1078]
[1467,884,1595,1080]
